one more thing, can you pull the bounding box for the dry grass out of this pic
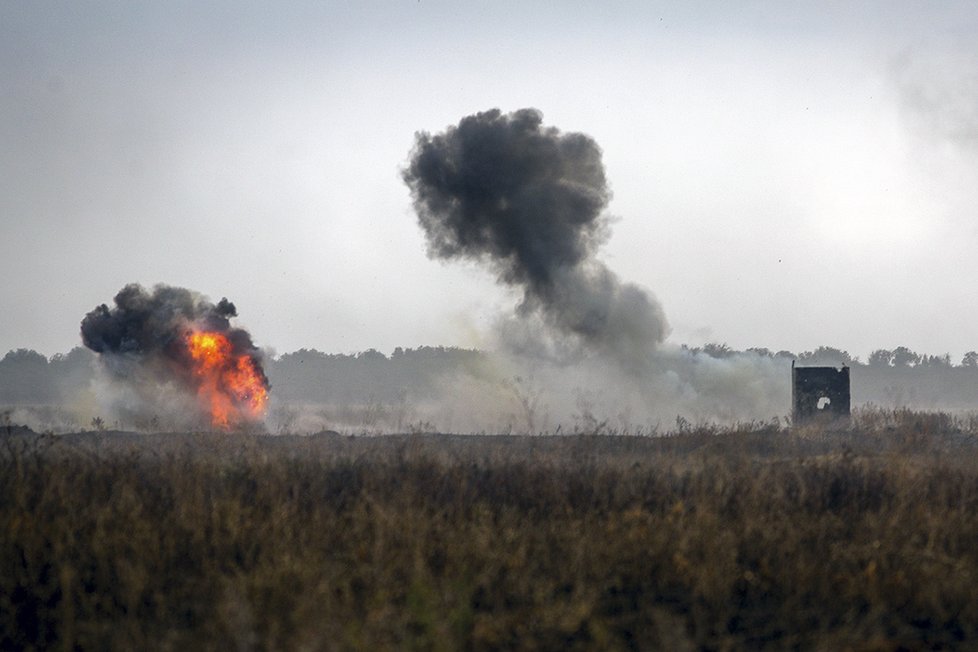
[3,411,978,650]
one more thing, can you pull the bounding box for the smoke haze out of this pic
[892,44,978,154]
[399,108,793,427]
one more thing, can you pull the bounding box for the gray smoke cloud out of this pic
[892,47,978,152]
[80,283,269,430]
[82,284,242,359]
[403,108,668,372]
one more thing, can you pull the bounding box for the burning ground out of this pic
[80,283,269,431]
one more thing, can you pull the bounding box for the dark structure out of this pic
[792,363,850,424]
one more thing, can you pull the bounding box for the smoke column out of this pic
[81,283,269,430]
[403,108,668,373]
[400,109,791,428]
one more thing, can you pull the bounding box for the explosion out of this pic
[81,283,271,431]
[403,108,668,373]
[186,330,269,429]
[402,109,788,425]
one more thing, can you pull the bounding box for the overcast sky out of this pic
[2,2,977,360]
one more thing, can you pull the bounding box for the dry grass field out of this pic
[3,409,978,650]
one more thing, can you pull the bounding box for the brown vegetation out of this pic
[3,410,978,649]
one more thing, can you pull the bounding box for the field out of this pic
[4,410,978,650]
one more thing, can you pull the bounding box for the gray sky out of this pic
[2,1,977,360]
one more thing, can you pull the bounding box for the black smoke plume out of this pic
[403,108,668,371]
[80,283,269,429]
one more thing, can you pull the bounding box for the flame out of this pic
[185,330,269,429]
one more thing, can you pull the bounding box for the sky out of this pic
[2,1,977,362]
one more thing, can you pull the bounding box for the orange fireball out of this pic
[186,330,269,429]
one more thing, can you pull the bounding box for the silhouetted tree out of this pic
[48,347,96,401]
[0,349,54,403]
[357,349,387,362]
[702,343,734,359]
[891,346,921,368]
[919,354,951,368]
[797,346,852,366]
[868,349,894,367]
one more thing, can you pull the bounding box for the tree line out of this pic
[4,344,978,410]
[682,344,977,369]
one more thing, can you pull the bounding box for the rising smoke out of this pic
[81,283,269,430]
[402,109,789,428]
[403,108,668,373]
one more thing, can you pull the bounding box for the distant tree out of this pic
[919,354,951,368]
[868,349,894,367]
[0,349,54,403]
[266,345,486,405]
[1,348,48,367]
[797,346,852,366]
[746,347,773,358]
[962,351,978,368]
[285,348,329,362]
[48,347,96,402]
[891,346,921,368]
[49,347,88,365]
[702,343,734,359]
[357,349,387,362]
